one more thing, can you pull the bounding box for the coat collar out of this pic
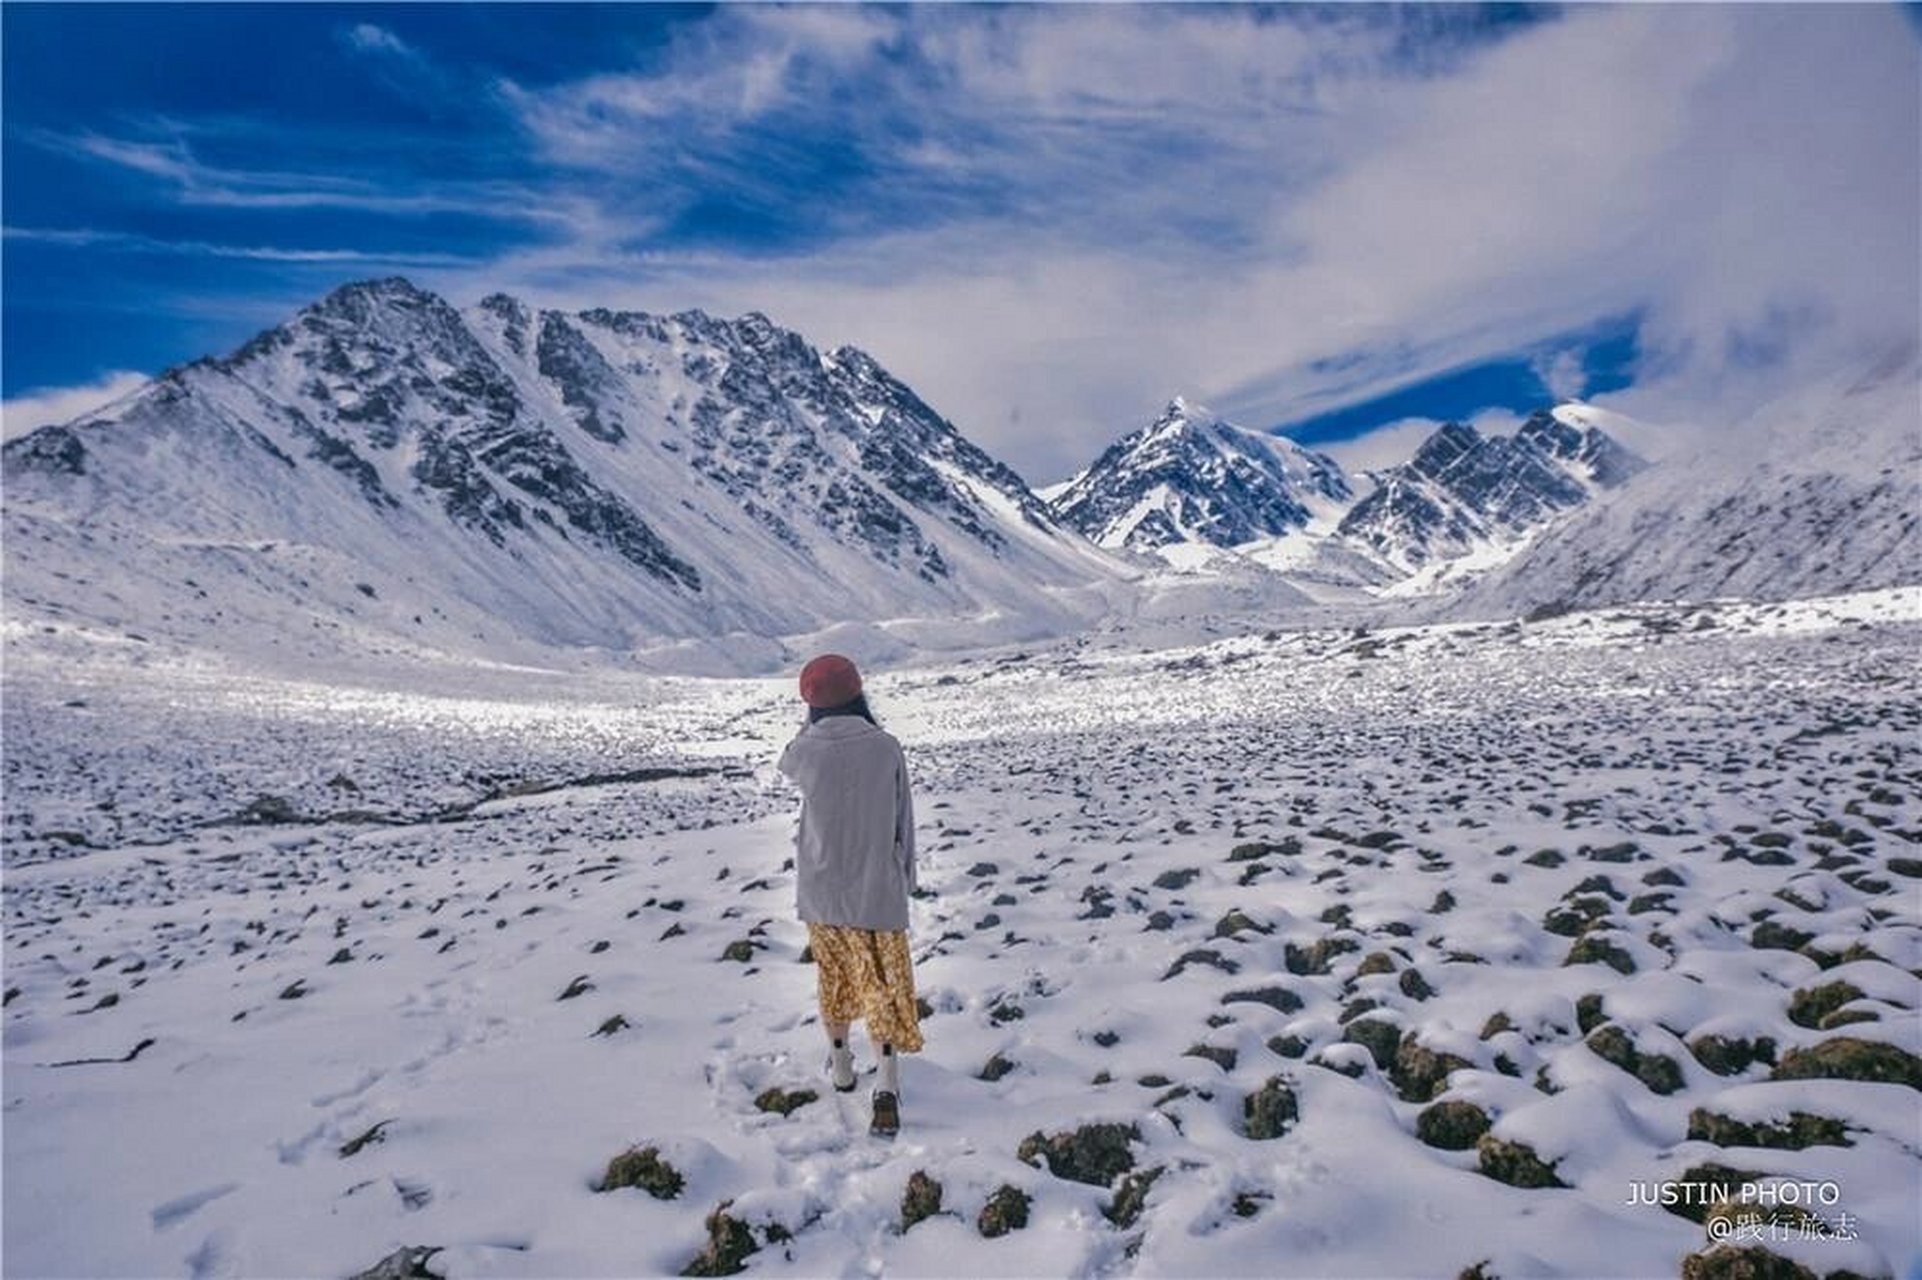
[806,716,879,739]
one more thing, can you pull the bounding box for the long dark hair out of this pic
[809,693,878,726]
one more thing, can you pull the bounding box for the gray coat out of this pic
[777,716,916,931]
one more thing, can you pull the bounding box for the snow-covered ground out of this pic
[5,588,1920,1279]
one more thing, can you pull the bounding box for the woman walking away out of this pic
[777,654,923,1138]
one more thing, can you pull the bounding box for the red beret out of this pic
[799,653,863,708]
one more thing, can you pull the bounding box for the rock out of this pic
[1575,993,1607,1035]
[1523,849,1566,868]
[682,1201,759,1276]
[978,1053,1017,1082]
[1480,1012,1516,1040]
[901,1170,943,1232]
[1659,1162,1764,1223]
[754,1087,818,1117]
[1678,1246,1816,1280]
[967,861,1000,878]
[1818,1008,1880,1030]
[1585,1025,1685,1094]
[1017,1122,1139,1186]
[1229,838,1300,861]
[1285,936,1358,976]
[1749,920,1814,952]
[1770,1037,1922,1090]
[720,940,756,963]
[1787,981,1864,1030]
[1105,1165,1164,1229]
[1184,1043,1238,1071]
[1243,1076,1299,1139]
[599,1144,686,1199]
[1232,1191,1270,1217]
[1162,949,1239,979]
[1584,841,1640,862]
[1686,1108,1853,1150]
[977,1184,1031,1237]
[1428,889,1457,913]
[339,1120,392,1158]
[1342,1018,1402,1070]
[1564,934,1636,974]
[1393,1038,1475,1103]
[1222,986,1302,1014]
[1476,1135,1567,1189]
[1399,969,1437,1001]
[1688,1034,1776,1076]
[558,975,594,1000]
[1266,1034,1309,1059]
[1416,1100,1490,1150]
[1340,997,1383,1023]
[1356,951,1397,976]
[1212,908,1271,938]
[350,1247,444,1280]
[1154,867,1201,891]
[593,1014,631,1037]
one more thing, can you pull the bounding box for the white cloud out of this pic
[2,372,149,441]
[346,23,415,60]
[1311,418,1443,475]
[469,5,1915,479]
[1531,350,1587,403]
[4,225,474,265]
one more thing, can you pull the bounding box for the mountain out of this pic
[1,278,1123,668]
[1336,405,1647,575]
[1046,399,1647,599]
[1047,398,1352,552]
[1441,350,1920,619]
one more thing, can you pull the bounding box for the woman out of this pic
[776,653,922,1137]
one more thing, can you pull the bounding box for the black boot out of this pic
[870,1089,900,1138]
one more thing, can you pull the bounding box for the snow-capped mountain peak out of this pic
[1336,411,1646,574]
[2,277,1126,669]
[1048,398,1352,552]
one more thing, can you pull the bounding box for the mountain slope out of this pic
[1337,407,1646,575]
[2,279,1125,668]
[1442,353,1921,619]
[1048,398,1352,552]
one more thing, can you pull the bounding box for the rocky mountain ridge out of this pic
[1046,397,1648,587]
[2,277,1122,668]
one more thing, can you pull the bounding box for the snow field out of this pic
[4,588,1919,1278]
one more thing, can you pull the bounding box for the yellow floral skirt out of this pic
[807,923,924,1052]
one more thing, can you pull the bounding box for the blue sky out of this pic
[4,4,1916,479]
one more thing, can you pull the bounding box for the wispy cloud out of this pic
[4,225,475,265]
[34,126,553,221]
[344,22,415,60]
[1532,350,1588,402]
[2,372,149,440]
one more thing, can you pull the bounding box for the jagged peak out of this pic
[321,276,435,307]
[1155,395,1219,426]
[478,292,530,322]
[299,276,461,338]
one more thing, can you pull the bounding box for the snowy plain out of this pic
[4,588,1920,1279]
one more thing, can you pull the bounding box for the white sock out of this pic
[878,1047,900,1094]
